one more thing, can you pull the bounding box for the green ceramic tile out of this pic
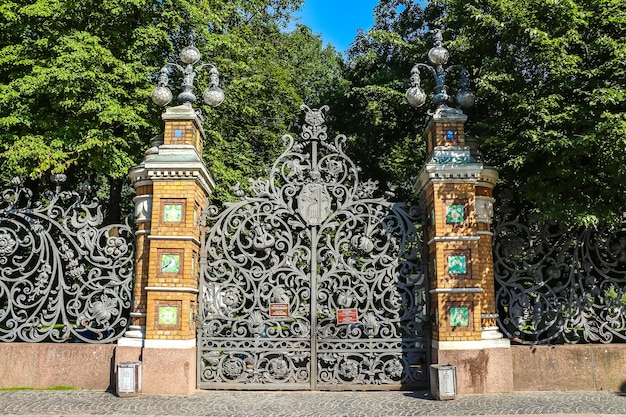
[446,204,464,224]
[448,255,467,275]
[159,305,178,325]
[161,253,180,273]
[450,306,470,327]
[163,203,183,223]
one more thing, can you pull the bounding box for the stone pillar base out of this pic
[432,339,513,394]
[115,340,196,395]
[481,326,505,340]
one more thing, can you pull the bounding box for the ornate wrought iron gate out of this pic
[198,105,428,390]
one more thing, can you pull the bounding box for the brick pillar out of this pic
[118,105,215,395]
[415,106,512,394]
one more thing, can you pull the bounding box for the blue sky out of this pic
[293,0,379,54]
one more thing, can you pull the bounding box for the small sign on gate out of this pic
[336,308,358,325]
[269,303,289,317]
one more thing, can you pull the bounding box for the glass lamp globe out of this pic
[50,172,67,184]
[179,46,201,65]
[456,89,475,108]
[428,46,450,66]
[151,86,173,106]
[405,86,427,108]
[203,86,224,107]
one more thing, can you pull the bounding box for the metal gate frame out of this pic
[198,105,429,390]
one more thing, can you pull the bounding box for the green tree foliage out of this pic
[434,0,626,226]
[328,0,430,201]
[1,0,154,177]
[0,0,344,215]
[202,23,345,203]
[343,0,626,225]
[0,0,216,219]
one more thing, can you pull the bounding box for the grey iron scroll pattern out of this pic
[0,177,135,343]
[199,105,428,389]
[494,207,626,344]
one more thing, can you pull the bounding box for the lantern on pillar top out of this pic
[405,29,475,110]
[151,41,224,108]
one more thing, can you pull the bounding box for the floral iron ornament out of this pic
[0,176,134,343]
[151,42,224,108]
[406,29,475,109]
[493,204,626,345]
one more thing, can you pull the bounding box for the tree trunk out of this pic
[106,176,123,224]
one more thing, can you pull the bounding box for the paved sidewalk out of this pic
[0,390,625,417]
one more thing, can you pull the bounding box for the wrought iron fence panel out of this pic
[494,209,626,344]
[199,105,428,390]
[0,177,135,343]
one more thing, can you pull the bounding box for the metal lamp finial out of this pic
[151,44,224,108]
[406,29,475,110]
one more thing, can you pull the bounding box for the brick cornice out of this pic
[129,147,216,196]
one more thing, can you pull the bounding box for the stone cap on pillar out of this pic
[143,156,216,197]
[162,105,206,137]
[128,142,216,197]
[429,105,468,123]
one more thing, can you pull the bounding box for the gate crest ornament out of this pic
[296,183,331,226]
[199,105,428,390]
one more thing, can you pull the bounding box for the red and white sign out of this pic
[269,303,289,317]
[336,308,358,325]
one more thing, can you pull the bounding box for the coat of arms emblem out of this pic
[297,182,331,226]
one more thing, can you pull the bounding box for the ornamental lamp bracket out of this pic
[406,29,475,110]
[151,42,224,109]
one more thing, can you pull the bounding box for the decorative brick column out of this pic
[414,106,512,393]
[118,105,215,394]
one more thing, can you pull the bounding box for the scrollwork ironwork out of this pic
[199,105,428,389]
[0,177,135,343]
[494,205,626,344]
